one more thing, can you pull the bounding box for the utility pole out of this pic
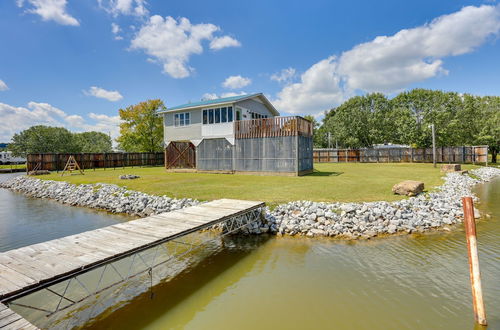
[431,124,436,168]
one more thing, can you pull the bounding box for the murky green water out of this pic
[88,178,499,330]
[1,174,498,329]
[0,174,132,252]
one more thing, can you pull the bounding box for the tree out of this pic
[318,93,391,148]
[475,96,500,163]
[74,131,113,153]
[9,126,80,156]
[315,89,499,160]
[116,99,165,152]
[303,115,323,147]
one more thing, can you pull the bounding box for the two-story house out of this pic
[158,93,313,175]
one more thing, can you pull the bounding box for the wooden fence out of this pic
[313,146,489,164]
[26,152,164,172]
[235,116,313,139]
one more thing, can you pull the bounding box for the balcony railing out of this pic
[234,116,313,139]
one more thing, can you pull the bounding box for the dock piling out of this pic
[461,197,487,326]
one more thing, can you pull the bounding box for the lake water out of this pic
[0,173,132,252]
[1,174,498,329]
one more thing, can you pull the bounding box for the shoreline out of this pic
[1,167,499,240]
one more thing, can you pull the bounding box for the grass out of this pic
[39,163,478,206]
[0,163,26,169]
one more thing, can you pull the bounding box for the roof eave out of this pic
[157,101,236,114]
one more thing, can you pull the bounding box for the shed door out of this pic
[165,142,196,169]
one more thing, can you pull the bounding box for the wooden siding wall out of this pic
[26,152,164,171]
[313,146,489,164]
[235,116,313,139]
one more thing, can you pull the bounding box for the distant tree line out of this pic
[312,89,500,163]
[8,99,166,156]
[9,126,112,156]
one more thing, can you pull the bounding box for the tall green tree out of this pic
[319,93,391,148]
[116,99,165,152]
[315,89,500,162]
[74,131,113,153]
[304,115,323,147]
[9,126,80,156]
[475,96,500,163]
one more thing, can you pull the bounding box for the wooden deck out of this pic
[0,303,38,329]
[0,199,264,303]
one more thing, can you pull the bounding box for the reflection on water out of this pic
[1,173,498,329]
[88,178,499,330]
[0,173,132,252]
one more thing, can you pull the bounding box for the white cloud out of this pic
[221,91,247,97]
[273,56,348,115]
[20,0,79,26]
[274,5,500,115]
[111,22,121,34]
[270,67,297,83]
[201,91,247,100]
[201,93,218,100]
[0,79,8,91]
[111,23,124,40]
[0,101,121,142]
[131,15,240,78]
[98,0,148,17]
[84,86,123,101]
[222,75,251,89]
[210,36,241,50]
[338,5,500,92]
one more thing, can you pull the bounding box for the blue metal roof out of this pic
[159,93,262,113]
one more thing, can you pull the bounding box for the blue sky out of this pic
[0,0,499,141]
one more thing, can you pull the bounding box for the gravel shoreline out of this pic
[1,167,499,239]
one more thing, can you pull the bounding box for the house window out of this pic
[203,110,208,124]
[221,107,227,122]
[209,109,214,124]
[174,112,190,127]
[215,108,220,123]
[202,106,234,125]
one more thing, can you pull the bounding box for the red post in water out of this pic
[462,197,487,326]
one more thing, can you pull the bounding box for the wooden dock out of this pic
[0,198,264,304]
[0,303,38,329]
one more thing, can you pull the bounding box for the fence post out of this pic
[461,197,487,326]
[485,146,488,167]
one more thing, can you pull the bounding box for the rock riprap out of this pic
[0,176,198,217]
[119,175,140,180]
[1,166,499,239]
[265,167,500,238]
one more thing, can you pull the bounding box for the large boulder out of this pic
[392,180,424,196]
[441,164,461,172]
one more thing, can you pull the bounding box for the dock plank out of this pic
[0,199,264,302]
[0,304,38,329]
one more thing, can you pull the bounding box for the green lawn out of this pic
[39,163,478,206]
[0,163,26,169]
